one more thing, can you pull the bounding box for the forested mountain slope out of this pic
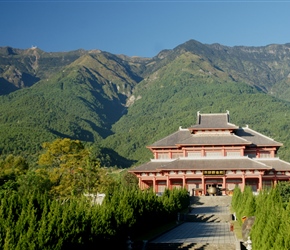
[1,40,290,166]
[103,51,290,164]
[0,51,149,160]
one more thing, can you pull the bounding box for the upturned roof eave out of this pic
[249,143,283,147]
[175,142,252,146]
[146,145,179,149]
[188,126,239,131]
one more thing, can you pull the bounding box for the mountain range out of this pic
[1,40,290,167]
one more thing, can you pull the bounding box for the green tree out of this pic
[0,155,29,188]
[242,186,256,218]
[274,201,290,249]
[38,138,114,198]
[231,186,242,213]
[276,181,290,207]
[120,171,138,189]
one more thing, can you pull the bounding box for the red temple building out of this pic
[129,111,290,195]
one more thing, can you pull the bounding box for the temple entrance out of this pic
[205,184,222,196]
[205,179,223,196]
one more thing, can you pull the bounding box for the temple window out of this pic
[260,151,271,158]
[172,152,183,159]
[226,151,240,157]
[187,151,201,158]
[205,151,222,157]
[157,152,169,159]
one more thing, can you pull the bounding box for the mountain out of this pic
[0,49,150,160]
[102,48,290,163]
[1,40,290,166]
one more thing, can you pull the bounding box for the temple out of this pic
[129,111,290,195]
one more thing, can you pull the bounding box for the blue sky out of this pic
[1,1,290,57]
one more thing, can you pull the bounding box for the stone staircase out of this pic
[145,196,236,250]
[186,213,231,223]
[146,242,235,250]
[187,196,233,224]
[190,195,233,207]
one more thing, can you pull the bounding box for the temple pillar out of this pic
[153,177,156,192]
[222,148,225,156]
[201,175,205,195]
[183,174,186,189]
[258,171,263,191]
[241,148,244,156]
[274,175,277,187]
[222,177,226,195]
[166,174,169,189]
[242,171,246,192]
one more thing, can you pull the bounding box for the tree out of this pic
[120,171,138,189]
[38,138,114,198]
[0,155,28,186]
[276,181,290,208]
[274,201,290,249]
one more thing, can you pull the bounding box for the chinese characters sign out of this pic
[203,170,225,176]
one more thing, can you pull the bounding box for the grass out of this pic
[232,220,243,240]
[230,206,243,240]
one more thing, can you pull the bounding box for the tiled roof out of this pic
[149,130,251,147]
[255,158,290,171]
[149,129,191,147]
[178,133,251,146]
[148,113,282,148]
[235,127,282,147]
[130,158,272,172]
[160,158,270,170]
[129,160,175,172]
[189,113,238,130]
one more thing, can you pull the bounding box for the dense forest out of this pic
[0,137,190,249]
[231,183,290,249]
[1,41,290,167]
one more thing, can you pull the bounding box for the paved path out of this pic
[148,196,237,250]
[150,222,235,245]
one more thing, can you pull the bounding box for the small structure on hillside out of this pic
[84,193,105,205]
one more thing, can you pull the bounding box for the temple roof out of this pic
[255,158,290,171]
[131,157,272,172]
[189,112,238,130]
[236,127,282,147]
[148,129,191,148]
[148,122,282,148]
[177,133,251,146]
[129,161,170,172]
[148,129,251,148]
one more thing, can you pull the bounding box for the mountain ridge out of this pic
[1,40,290,166]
